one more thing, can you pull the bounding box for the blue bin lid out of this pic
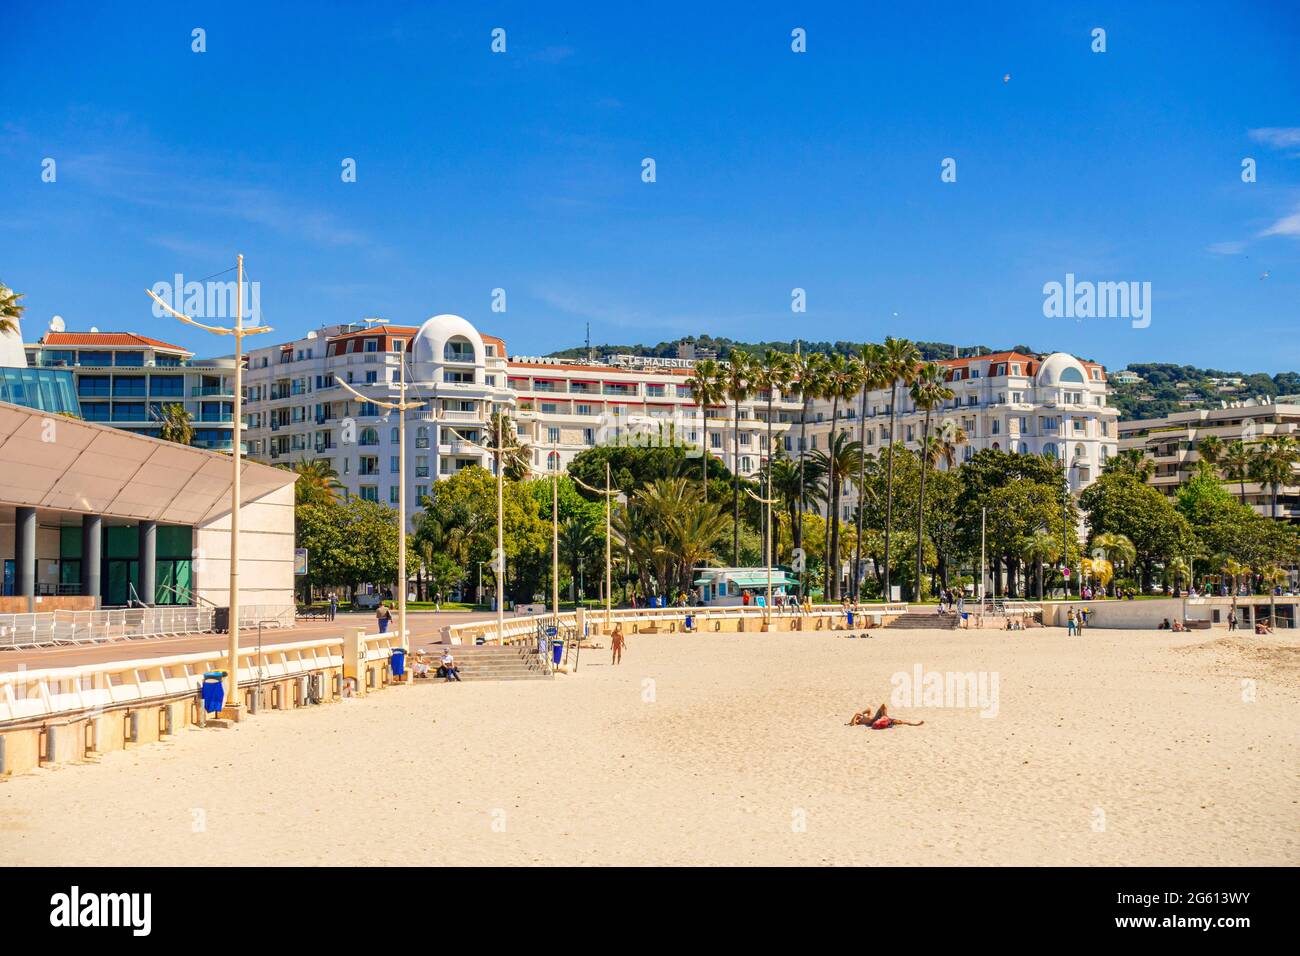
[203,671,227,679]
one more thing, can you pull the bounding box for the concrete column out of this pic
[15,507,36,603]
[139,520,157,606]
[81,514,102,608]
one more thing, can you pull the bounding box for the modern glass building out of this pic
[0,366,80,416]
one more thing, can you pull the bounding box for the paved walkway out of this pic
[0,610,497,673]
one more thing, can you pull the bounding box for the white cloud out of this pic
[1259,203,1300,238]
[1248,127,1300,149]
[1207,240,1245,255]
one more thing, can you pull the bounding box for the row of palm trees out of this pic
[1198,433,1300,518]
[685,338,964,599]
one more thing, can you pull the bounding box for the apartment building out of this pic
[1118,400,1300,520]
[802,351,1119,522]
[23,330,238,451]
[240,316,511,516]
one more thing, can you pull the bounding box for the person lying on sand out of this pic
[847,704,924,729]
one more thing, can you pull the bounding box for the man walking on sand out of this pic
[611,623,626,665]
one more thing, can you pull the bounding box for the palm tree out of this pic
[722,351,754,564]
[613,477,729,597]
[1250,435,1300,519]
[813,431,862,599]
[910,363,955,601]
[1259,564,1287,629]
[880,336,921,601]
[0,282,24,337]
[1092,532,1135,596]
[924,419,969,470]
[1197,435,1225,470]
[290,457,343,505]
[752,349,794,571]
[154,402,194,446]
[686,358,726,500]
[852,343,886,596]
[1220,439,1253,504]
[770,454,826,559]
[1164,556,1191,594]
[559,516,596,602]
[1108,448,1156,481]
[486,410,531,480]
[1020,529,1062,599]
[789,349,828,583]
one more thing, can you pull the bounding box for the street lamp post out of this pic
[746,486,779,629]
[334,346,424,656]
[146,254,271,716]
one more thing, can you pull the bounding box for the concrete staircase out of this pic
[886,608,962,631]
[437,644,553,682]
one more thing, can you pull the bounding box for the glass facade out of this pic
[0,367,81,416]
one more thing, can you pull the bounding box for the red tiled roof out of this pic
[41,332,190,352]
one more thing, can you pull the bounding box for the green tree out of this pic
[880,336,921,601]
[909,362,955,601]
[685,357,726,500]
[1080,471,1196,592]
[155,402,194,446]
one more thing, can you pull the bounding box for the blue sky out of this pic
[3,1,1299,372]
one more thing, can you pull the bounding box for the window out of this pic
[416,426,429,448]
[364,339,378,353]
[646,384,665,397]
[78,375,111,397]
[740,433,751,446]
[151,375,184,397]
[416,456,429,478]
[576,404,593,416]
[365,371,378,384]
[414,484,428,503]
[390,427,400,444]
[115,352,144,367]
[81,402,110,421]
[444,370,475,384]
[547,451,561,471]
[390,486,400,504]
[583,428,595,445]
[113,376,147,396]
[444,337,475,362]
[991,419,1000,435]
[548,427,561,444]
[112,402,146,421]
[540,403,558,414]
[359,486,379,502]
[390,456,400,474]
[1043,443,1058,459]
[711,433,722,448]
[359,427,379,446]
[359,456,380,476]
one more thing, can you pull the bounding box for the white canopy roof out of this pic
[0,400,296,525]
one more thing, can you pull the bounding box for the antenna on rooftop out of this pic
[586,322,593,363]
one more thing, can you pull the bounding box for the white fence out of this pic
[0,607,217,651]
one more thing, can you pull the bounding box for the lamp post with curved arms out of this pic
[334,351,424,654]
[146,254,271,717]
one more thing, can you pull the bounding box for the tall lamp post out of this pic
[334,346,423,653]
[146,254,271,716]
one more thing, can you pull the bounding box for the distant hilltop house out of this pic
[1111,369,1142,385]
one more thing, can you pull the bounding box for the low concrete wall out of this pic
[0,629,407,778]
[1040,596,1299,629]
[0,596,96,614]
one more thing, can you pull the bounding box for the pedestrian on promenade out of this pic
[376,602,392,634]
[328,592,338,621]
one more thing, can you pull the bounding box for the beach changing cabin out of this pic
[693,567,800,607]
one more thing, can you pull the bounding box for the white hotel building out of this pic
[238,314,802,529]
[34,316,1118,536]
[801,351,1119,523]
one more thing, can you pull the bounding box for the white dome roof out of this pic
[410,313,485,382]
[1035,351,1088,386]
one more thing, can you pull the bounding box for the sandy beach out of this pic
[2,627,1296,866]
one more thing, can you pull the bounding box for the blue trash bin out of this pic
[552,640,563,666]
[390,648,406,678]
[201,671,226,715]
[685,614,695,632]
[846,611,854,627]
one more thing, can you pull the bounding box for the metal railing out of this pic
[0,607,216,651]
[446,603,909,646]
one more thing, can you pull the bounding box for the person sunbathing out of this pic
[847,703,924,729]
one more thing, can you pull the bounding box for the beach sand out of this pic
[2,627,1296,866]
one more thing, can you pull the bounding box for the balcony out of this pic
[191,385,232,397]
